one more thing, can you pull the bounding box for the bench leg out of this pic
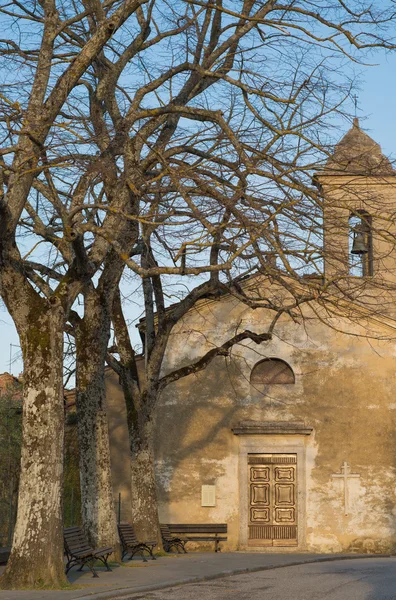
[65,558,77,575]
[129,547,148,562]
[171,542,183,554]
[86,559,99,578]
[145,545,156,560]
[65,557,99,578]
[104,556,112,571]
[77,558,99,577]
[96,554,112,571]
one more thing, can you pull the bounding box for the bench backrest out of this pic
[160,524,175,540]
[64,526,92,556]
[167,524,227,534]
[118,522,139,546]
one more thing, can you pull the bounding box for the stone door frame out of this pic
[237,435,308,551]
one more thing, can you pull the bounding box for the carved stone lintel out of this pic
[232,421,313,436]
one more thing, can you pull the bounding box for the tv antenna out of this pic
[9,343,21,374]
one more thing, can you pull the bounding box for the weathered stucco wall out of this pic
[147,293,396,553]
[104,285,396,553]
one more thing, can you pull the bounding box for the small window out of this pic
[349,210,373,277]
[250,358,295,385]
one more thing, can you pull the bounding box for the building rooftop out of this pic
[324,118,394,175]
[0,372,22,399]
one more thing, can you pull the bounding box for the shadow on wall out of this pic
[153,347,396,553]
[154,353,298,525]
[105,371,134,523]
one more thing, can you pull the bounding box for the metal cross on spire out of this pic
[352,94,359,118]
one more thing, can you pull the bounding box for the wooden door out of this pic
[248,454,297,546]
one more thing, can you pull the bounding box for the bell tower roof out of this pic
[324,118,394,175]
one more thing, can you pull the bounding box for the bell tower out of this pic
[315,119,396,294]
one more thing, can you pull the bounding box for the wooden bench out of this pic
[0,547,10,565]
[160,524,188,553]
[166,524,227,553]
[118,522,156,561]
[64,526,113,578]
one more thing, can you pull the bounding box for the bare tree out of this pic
[0,0,152,587]
[1,0,395,586]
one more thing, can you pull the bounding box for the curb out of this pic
[72,553,393,600]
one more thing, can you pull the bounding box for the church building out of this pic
[105,119,396,553]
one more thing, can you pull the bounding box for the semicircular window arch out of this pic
[250,358,295,385]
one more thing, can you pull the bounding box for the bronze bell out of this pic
[351,224,368,255]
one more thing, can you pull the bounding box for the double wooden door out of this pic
[248,454,297,546]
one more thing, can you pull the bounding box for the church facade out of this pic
[105,120,396,553]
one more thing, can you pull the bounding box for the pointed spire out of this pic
[324,120,393,174]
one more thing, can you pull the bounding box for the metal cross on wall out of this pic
[332,461,360,516]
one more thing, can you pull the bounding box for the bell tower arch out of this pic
[315,119,396,290]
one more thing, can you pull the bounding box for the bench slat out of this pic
[168,524,227,533]
[185,536,228,542]
[161,524,227,553]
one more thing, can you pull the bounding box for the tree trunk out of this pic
[112,290,162,547]
[0,309,67,589]
[129,405,161,546]
[75,291,121,561]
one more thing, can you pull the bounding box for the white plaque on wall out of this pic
[201,485,216,507]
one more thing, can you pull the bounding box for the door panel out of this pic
[275,467,295,481]
[275,484,294,505]
[248,454,297,546]
[250,484,270,505]
[250,507,270,521]
[251,467,270,481]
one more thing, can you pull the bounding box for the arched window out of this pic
[250,358,295,386]
[349,210,373,277]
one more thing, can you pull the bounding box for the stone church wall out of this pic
[147,293,396,553]
[104,288,396,553]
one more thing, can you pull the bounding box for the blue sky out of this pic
[1,49,396,376]
[356,52,396,158]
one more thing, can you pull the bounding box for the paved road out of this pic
[119,558,396,600]
[0,554,385,600]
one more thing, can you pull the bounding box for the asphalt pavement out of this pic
[1,552,342,600]
[0,552,393,600]
[118,557,396,600]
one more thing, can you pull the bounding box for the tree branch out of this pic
[158,329,271,391]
